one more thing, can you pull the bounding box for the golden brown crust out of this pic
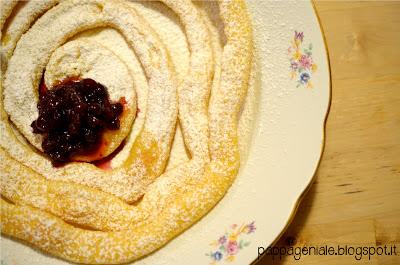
[0,0,18,31]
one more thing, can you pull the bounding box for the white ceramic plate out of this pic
[1,1,330,265]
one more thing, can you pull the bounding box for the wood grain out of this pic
[257,1,400,264]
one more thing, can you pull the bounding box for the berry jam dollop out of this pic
[31,78,123,164]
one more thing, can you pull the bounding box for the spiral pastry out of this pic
[0,0,253,263]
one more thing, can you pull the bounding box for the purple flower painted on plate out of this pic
[206,221,256,264]
[295,30,304,42]
[218,236,227,245]
[246,221,256,234]
[290,61,298,71]
[288,31,317,88]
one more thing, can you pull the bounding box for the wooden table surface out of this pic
[257,1,400,265]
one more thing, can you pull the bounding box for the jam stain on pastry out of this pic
[31,77,124,165]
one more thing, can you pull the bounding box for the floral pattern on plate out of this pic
[206,221,256,264]
[288,31,317,88]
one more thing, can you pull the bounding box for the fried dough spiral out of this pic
[0,0,253,263]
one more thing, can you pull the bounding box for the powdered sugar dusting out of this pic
[1,0,254,263]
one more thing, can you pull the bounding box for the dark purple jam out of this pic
[31,77,123,164]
